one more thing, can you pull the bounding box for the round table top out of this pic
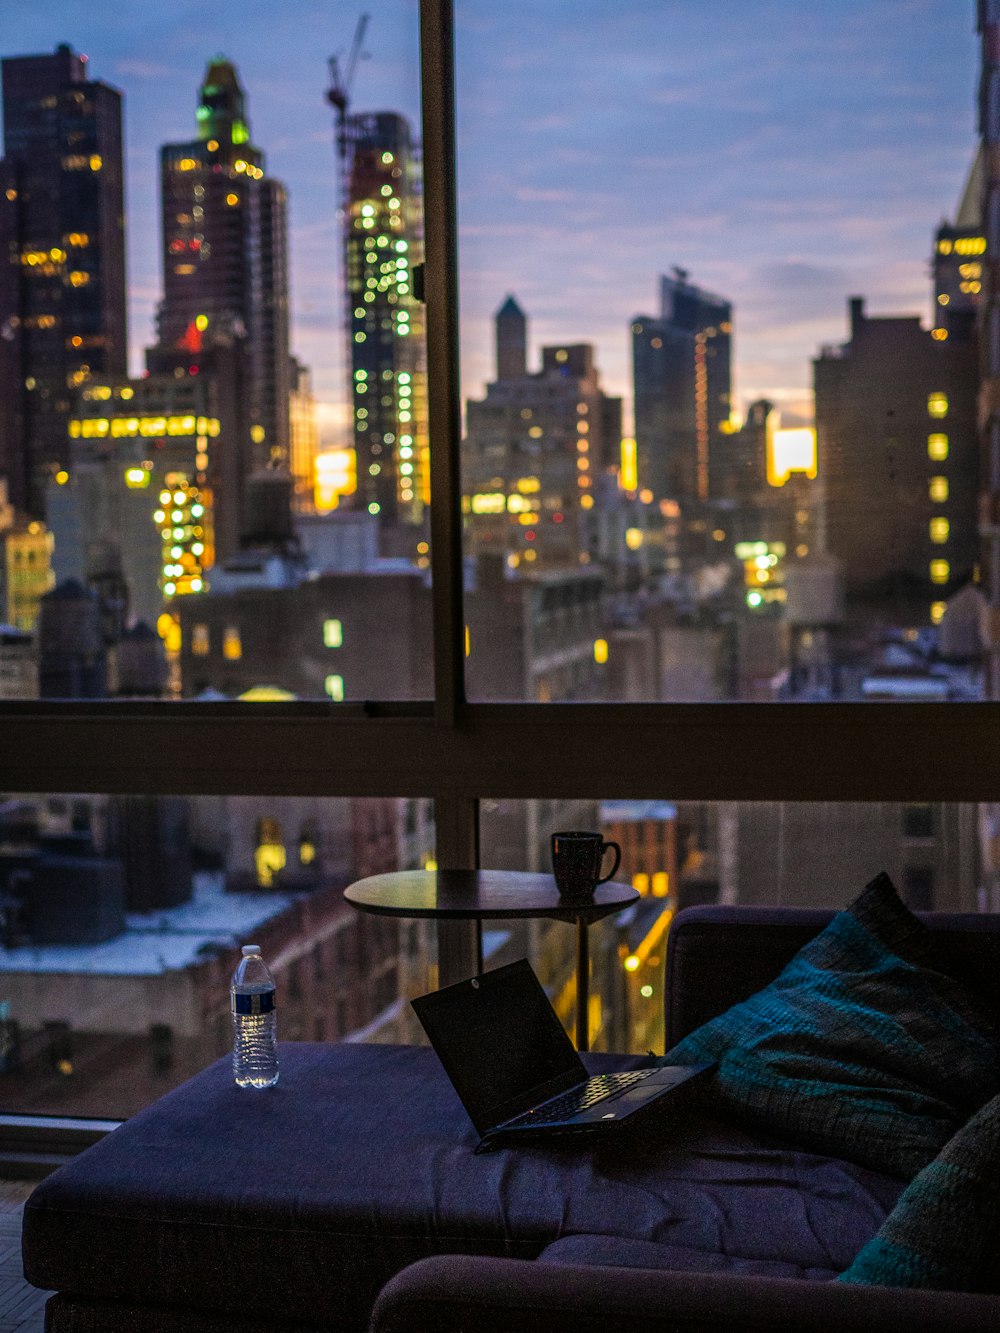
[344,869,639,923]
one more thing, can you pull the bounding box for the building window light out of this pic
[930,602,947,625]
[223,626,242,660]
[927,434,949,462]
[325,674,344,702]
[927,393,948,419]
[929,476,948,503]
[929,518,950,545]
[192,624,210,657]
[323,618,343,648]
[929,560,950,585]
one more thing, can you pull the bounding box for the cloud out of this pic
[757,262,843,292]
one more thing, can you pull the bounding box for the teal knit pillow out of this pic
[839,1092,1000,1291]
[661,873,999,1180]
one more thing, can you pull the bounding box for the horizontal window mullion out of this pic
[0,702,997,802]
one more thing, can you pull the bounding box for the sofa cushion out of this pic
[23,1044,901,1330]
[661,873,999,1180]
[539,1234,838,1280]
[839,1091,1000,1291]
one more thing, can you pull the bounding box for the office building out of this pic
[156,59,290,469]
[463,298,622,568]
[632,269,733,504]
[289,357,319,513]
[342,112,427,525]
[814,296,978,634]
[0,45,126,517]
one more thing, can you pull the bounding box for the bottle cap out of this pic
[241,944,261,956]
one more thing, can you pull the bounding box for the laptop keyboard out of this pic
[503,1068,656,1128]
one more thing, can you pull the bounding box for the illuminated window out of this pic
[929,476,948,503]
[927,393,948,419]
[325,674,345,702]
[929,518,950,544]
[223,626,242,660]
[930,602,946,625]
[593,638,609,665]
[927,434,949,461]
[323,618,343,648]
[191,624,210,657]
[254,818,286,889]
[929,560,950,585]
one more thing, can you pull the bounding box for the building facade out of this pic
[0,45,126,517]
[156,60,290,469]
[342,112,427,527]
[814,296,979,635]
[632,270,732,505]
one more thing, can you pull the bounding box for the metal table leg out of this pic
[576,916,588,1052]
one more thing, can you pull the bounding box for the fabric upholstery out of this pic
[661,874,999,1179]
[840,1091,1000,1291]
[538,1233,837,1279]
[22,1043,900,1330]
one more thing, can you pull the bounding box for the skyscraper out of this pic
[932,150,984,344]
[463,298,622,569]
[156,59,290,467]
[342,112,426,525]
[631,270,732,504]
[0,44,126,517]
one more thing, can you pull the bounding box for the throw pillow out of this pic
[838,1091,1000,1290]
[660,872,998,1180]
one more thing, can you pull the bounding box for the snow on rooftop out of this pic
[0,874,294,977]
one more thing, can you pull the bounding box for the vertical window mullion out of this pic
[420,0,466,729]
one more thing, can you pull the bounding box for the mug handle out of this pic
[597,840,621,883]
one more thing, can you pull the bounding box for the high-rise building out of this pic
[156,59,290,468]
[463,298,622,569]
[342,112,426,525]
[632,270,732,504]
[814,296,978,632]
[932,150,985,344]
[0,45,126,517]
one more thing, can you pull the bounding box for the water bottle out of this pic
[231,944,278,1088]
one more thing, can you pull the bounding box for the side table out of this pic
[344,869,638,1051]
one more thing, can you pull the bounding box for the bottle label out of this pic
[232,990,275,1017]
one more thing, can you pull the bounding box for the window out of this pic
[323,619,343,649]
[927,392,948,418]
[1,2,1000,1133]
[928,475,948,503]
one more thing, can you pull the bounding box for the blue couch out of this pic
[21,905,1000,1332]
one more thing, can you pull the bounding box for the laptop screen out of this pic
[412,959,587,1134]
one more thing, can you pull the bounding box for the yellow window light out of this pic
[223,626,242,660]
[325,674,344,702]
[323,618,343,648]
[124,467,150,489]
[625,527,643,551]
[929,517,950,544]
[930,601,947,625]
[624,954,641,972]
[929,476,948,503]
[620,436,637,491]
[593,638,609,665]
[929,559,950,585]
[927,434,949,462]
[927,393,948,419]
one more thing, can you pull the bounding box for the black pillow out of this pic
[661,873,999,1179]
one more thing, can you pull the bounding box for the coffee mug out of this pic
[551,830,622,901]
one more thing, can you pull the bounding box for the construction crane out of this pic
[326,14,370,175]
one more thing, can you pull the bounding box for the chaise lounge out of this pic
[21,896,1000,1332]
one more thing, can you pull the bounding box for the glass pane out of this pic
[457,5,984,702]
[0,7,430,702]
[0,791,436,1116]
[480,799,990,1054]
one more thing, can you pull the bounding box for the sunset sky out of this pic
[2,0,980,442]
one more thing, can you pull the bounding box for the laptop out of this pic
[411,958,712,1153]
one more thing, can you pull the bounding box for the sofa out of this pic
[21,903,1000,1332]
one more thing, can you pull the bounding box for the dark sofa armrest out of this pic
[369,1255,1000,1333]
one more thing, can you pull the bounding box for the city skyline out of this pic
[1,0,979,444]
